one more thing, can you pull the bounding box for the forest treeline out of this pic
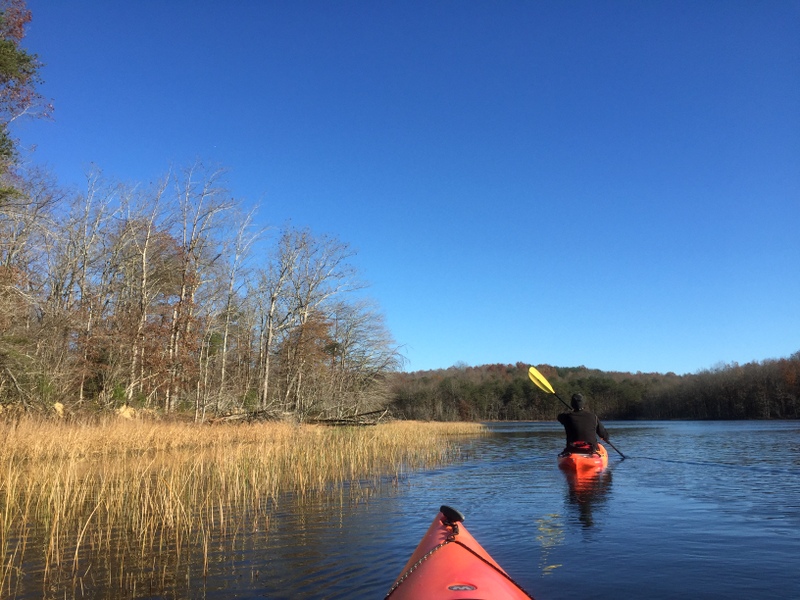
[0,162,403,420]
[0,2,403,422]
[389,355,800,421]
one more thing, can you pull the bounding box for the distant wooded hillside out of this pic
[388,353,800,421]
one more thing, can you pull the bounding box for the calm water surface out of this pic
[19,421,800,599]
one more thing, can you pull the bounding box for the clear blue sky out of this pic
[19,1,800,375]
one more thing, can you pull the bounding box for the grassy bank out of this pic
[0,417,484,595]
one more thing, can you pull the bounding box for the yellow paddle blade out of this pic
[528,366,555,394]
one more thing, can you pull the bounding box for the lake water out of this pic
[225,421,800,600]
[15,421,800,599]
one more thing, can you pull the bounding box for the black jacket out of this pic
[557,409,608,451]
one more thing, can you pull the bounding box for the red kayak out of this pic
[557,442,609,473]
[386,506,535,599]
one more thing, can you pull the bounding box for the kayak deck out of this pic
[386,506,534,599]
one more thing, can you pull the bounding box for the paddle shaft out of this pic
[551,390,572,411]
[603,438,625,459]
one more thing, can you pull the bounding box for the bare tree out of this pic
[250,228,299,412]
[326,299,403,417]
[164,163,234,412]
[110,176,175,407]
[45,168,120,405]
[278,229,359,416]
[214,207,262,411]
[0,167,63,408]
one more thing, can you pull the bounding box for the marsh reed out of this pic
[0,417,484,596]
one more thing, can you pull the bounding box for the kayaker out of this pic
[557,393,609,455]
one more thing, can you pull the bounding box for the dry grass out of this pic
[0,417,484,595]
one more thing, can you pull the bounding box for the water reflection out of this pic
[535,513,564,575]
[562,469,613,528]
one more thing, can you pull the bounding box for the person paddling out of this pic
[557,393,609,455]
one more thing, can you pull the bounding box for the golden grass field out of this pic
[0,417,484,595]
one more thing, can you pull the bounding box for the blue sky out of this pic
[19,1,800,375]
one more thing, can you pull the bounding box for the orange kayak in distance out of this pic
[557,442,609,473]
[385,506,535,599]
